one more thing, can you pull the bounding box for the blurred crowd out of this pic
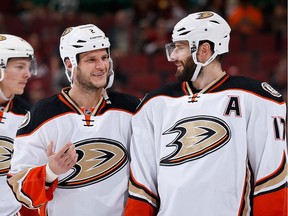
[0,0,287,103]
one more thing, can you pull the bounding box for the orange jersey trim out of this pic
[124,198,156,216]
[253,185,287,216]
[21,165,58,207]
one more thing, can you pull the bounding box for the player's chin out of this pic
[14,88,24,95]
[94,79,108,89]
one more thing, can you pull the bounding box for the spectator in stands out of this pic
[269,54,287,102]
[271,1,287,47]
[227,0,264,34]
[0,14,7,33]
[201,0,227,18]
[108,9,133,58]
[49,53,69,94]
[142,18,170,55]
[25,77,47,105]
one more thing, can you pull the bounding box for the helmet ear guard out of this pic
[106,59,114,89]
[0,34,37,81]
[0,68,4,82]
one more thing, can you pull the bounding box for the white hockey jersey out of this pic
[0,97,30,216]
[8,88,140,216]
[125,74,287,216]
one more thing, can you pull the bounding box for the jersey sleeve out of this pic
[7,106,58,209]
[7,165,58,209]
[124,100,160,216]
[246,92,287,215]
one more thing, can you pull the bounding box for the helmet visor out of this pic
[5,56,38,76]
[165,41,191,62]
[29,56,37,76]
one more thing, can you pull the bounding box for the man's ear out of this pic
[198,42,213,62]
[64,58,73,70]
[199,42,211,55]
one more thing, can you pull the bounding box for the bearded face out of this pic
[166,40,200,82]
[175,55,197,82]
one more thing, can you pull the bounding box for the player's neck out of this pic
[68,87,103,109]
[193,63,225,89]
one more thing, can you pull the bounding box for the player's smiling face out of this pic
[76,49,109,90]
[1,58,31,97]
[169,41,195,81]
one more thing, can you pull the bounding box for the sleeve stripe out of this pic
[255,151,287,194]
[129,170,159,207]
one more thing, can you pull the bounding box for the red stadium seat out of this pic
[222,52,254,73]
[116,54,150,75]
[152,54,175,74]
[129,72,162,94]
[229,33,244,52]
[258,52,281,74]
[245,33,276,52]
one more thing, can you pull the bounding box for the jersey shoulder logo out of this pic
[58,138,129,189]
[18,111,30,129]
[261,82,282,97]
[0,136,13,176]
[160,116,231,166]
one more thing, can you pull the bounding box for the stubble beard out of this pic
[76,67,107,92]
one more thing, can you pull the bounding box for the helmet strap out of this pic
[103,90,111,104]
[0,88,14,101]
[65,66,74,87]
[0,68,4,82]
[191,64,202,82]
[0,68,14,101]
[191,51,218,82]
[105,59,114,90]
[102,58,114,104]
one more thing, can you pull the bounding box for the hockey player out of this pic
[124,11,287,215]
[0,34,37,215]
[7,24,140,216]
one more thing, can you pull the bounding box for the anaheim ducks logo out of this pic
[196,12,214,19]
[160,116,231,166]
[61,27,73,36]
[58,138,128,189]
[0,35,7,41]
[0,35,6,41]
[0,136,13,176]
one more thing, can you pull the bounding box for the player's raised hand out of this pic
[47,141,78,175]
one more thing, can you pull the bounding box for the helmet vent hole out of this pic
[210,20,220,24]
[205,28,207,31]
[179,30,191,36]
[178,27,186,32]
[72,45,83,48]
